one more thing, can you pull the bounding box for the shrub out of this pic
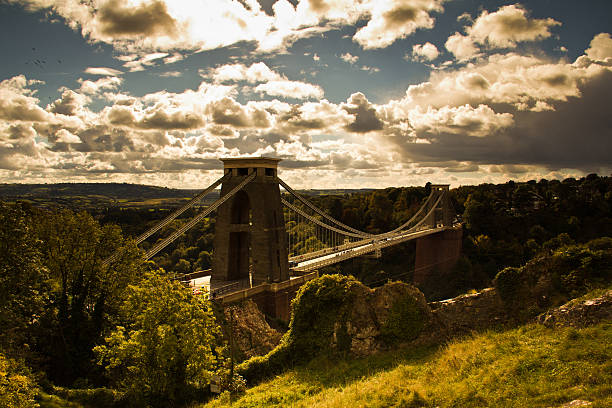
[381,295,425,344]
[494,267,524,304]
[0,353,39,408]
[238,274,358,384]
[50,386,123,407]
[495,238,612,317]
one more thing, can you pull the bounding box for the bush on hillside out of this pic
[380,294,426,344]
[238,275,358,383]
[0,353,39,408]
[494,237,612,317]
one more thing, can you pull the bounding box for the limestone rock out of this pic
[537,290,612,328]
[426,288,509,340]
[224,300,282,359]
[338,280,432,356]
[553,400,592,407]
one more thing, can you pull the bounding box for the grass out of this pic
[202,322,612,408]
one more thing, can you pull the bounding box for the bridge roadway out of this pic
[290,225,454,273]
[185,224,458,298]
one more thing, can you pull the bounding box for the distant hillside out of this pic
[0,183,375,210]
[0,183,211,210]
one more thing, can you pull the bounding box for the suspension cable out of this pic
[144,172,256,260]
[281,198,370,239]
[278,177,373,237]
[135,173,230,244]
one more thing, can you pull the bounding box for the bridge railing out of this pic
[210,278,251,298]
[292,226,449,272]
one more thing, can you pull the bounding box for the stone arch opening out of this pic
[228,190,251,280]
[231,190,251,224]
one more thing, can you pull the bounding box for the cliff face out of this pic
[224,282,509,359]
[225,281,612,361]
[339,281,431,356]
[223,300,282,360]
[426,288,509,340]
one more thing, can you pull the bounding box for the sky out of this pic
[0,0,611,189]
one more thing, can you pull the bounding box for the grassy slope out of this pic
[203,322,612,408]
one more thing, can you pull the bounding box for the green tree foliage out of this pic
[366,191,393,232]
[94,270,223,407]
[0,203,48,354]
[0,353,39,408]
[380,294,425,344]
[456,175,612,288]
[30,209,144,384]
[494,237,612,317]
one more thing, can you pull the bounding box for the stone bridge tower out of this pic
[212,157,289,285]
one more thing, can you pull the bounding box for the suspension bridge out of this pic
[107,157,461,320]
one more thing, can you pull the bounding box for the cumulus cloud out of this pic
[0,75,51,122]
[10,0,447,63]
[84,67,123,76]
[205,97,271,128]
[204,62,282,83]
[342,92,384,133]
[203,62,323,100]
[380,34,612,172]
[408,104,514,138]
[360,65,381,73]
[54,128,82,144]
[397,52,596,112]
[445,32,480,60]
[411,42,439,61]
[585,33,612,62]
[340,53,359,64]
[353,0,445,49]
[468,5,560,48]
[446,4,561,60]
[95,0,178,39]
[48,89,90,116]
[255,80,324,99]
[2,29,611,187]
[277,100,352,133]
[78,76,123,95]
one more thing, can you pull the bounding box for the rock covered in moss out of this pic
[343,280,431,356]
[238,275,433,383]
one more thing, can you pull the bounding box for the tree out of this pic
[0,203,48,354]
[366,191,393,232]
[95,270,223,406]
[32,209,144,384]
[0,353,39,408]
[197,250,212,270]
[175,258,192,274]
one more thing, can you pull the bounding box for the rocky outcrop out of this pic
[554,400,593,407]
[223,300,283,359]
[536,290,612,328]
[335,281,431,356]
[426,288,509,340]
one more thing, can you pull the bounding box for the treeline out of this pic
[453,174,612,292]
[95,174,612,298]
[0,203,229,407]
